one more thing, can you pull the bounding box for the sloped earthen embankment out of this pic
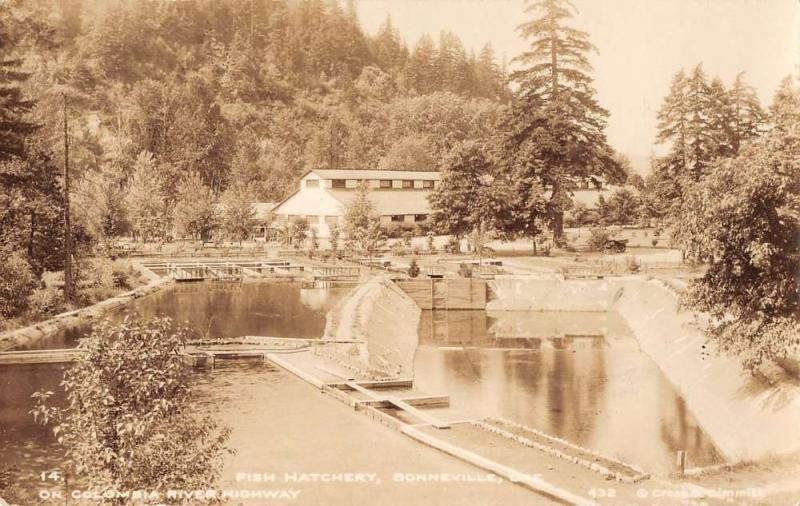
[487,274,800,463]
[319,276,421,378]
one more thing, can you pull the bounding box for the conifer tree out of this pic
[505,0,616,240]
[728,72,766,151]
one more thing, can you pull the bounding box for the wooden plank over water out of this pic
[0,348,83,365]
[344,381,450,429]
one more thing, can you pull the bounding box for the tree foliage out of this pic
[673,77,799,371]
[173,173,219,242]
[124,151,171,242]
[652,65,766,216]
[504,0,618,239]
[220,182,256,243]
[430,140,517,245]
[343,182,385,257]
[32,317,232,501]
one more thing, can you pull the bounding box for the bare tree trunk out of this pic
[27,211,36,260]
[63,94,74,304]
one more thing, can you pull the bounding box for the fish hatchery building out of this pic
[271,169,441,238]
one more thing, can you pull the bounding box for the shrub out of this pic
[587,227,611,252]
[381,221,416,239]
[402,230,413,248]
[32,318,232,497]
[626,255,641,273]
[458,262,473,278]
[408,259,420,278]
[111,260,135,289]
[426,232,437,253]
[389,240,407,256]
[651,238,659,247]
[28,284,65,316]
[445,236,461,254]
[0,251,37,317]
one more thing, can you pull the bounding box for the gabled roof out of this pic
[304,169,440,181]
[326,189,433,216]
[252,202,277,220]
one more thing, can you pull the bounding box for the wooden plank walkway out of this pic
[0,338,310,366]
[0,348,83,365]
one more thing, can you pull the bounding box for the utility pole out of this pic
[63,94,74,304]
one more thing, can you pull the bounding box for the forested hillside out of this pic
[0,0,509,248]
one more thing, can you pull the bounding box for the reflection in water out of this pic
[20,282,350,350]
[0,282,346,501]
[415,310,723,476]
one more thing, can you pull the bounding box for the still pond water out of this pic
[0,281,348,500]
[413,310,723,475]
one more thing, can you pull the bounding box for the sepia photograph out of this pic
[0,0,798,504]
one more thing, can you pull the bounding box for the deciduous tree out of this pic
[343,182,385,257]
[220,182,256,244]
[173,173,219,242]
[32,318,232,499]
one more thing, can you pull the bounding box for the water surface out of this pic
[21,281,348,350]
[0,282,347,502]
[413,310,723,476]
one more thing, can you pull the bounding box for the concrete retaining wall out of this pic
[486,275,800,463]
[488,274,626,311]
[0,277,173,352]
[321,276,421,378]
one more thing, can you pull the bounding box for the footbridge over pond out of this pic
[140,260,306,281]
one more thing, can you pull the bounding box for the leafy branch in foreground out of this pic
[32,317,233,504]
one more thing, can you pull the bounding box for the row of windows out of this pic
[281,214,429,225]
[390,215,429,223]
[307,179,435,189]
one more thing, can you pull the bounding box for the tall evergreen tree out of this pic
[728,72,766,152]
[406,34,437,94]
[654,65,766,218]
[372,15,406,74]
[0,13,37,161]
[505,0,616,240]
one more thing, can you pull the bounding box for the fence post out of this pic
[676,450,687,477]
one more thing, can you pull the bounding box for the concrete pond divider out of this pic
[0,276,174,352]
[486,274,800,464]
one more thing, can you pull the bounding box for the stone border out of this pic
[472,417,650,483]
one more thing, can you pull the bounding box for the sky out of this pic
[353,0,800,172]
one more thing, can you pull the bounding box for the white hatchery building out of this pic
[271,169,441,238]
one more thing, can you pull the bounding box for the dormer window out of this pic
[402,180,413,188]
[379,180,392,189]
[332,179,346,188]
[422,180,434,189]
[306,179,319,188]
